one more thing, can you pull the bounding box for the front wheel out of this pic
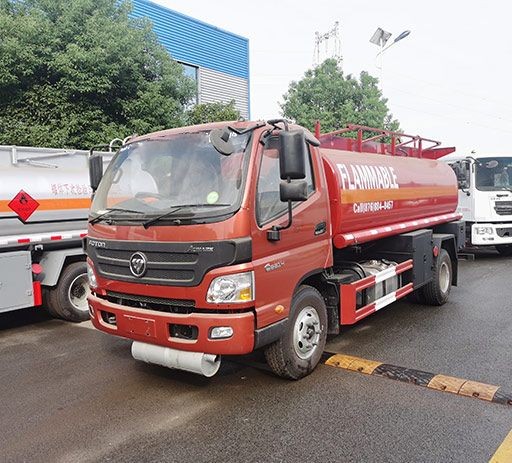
[265,285,327,380]
[496,244,512,256]
[46,262,90,322]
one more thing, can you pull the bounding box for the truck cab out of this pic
[443,153,512,255]
[87,121,333,377]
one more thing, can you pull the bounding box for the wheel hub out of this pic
[293,306,321,360]
[439,261,450,294]
[68,274,90,312]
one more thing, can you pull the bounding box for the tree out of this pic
[281,59,400,134]
[187,100,240,125]
[0,0,195,148]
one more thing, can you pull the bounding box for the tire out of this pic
[496,244,512,256]
[264,285,327,380]
[46,262,90,322]
[421,249,452,306]
[43,288,60,318]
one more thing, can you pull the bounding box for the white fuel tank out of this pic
[0,145,113,237]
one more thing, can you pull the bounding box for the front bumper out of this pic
[471,223,512,245]
[88,293,255,355]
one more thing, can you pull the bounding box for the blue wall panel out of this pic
[130,0,249,80]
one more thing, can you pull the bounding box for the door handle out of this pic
[314,221,326,235]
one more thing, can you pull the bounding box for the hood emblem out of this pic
[129,252,147,278]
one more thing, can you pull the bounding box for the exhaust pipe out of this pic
[131,341,221,377]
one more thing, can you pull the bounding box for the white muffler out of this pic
[131,341,221,377]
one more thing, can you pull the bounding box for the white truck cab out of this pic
[441,152,512,255]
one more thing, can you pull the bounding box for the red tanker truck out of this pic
[86,120,463,379]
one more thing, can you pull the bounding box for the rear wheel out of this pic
[265,285,327,380]
[43,288,59,318]
[496,244,512,256]
[46,262,90,322]
[421,249,452,306]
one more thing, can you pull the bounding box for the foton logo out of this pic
[129,252,147,278]
[88,240,106,248]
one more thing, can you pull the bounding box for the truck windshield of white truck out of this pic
[90,130,251,225]
[475,157,512,191]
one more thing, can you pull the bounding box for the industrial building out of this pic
[131,0,250,119]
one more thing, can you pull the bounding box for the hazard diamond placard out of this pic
[8,190,40,222]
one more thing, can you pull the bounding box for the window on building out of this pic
[179,62,198,105]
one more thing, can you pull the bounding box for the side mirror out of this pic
[280,180,308,202]
[279,130,306,180]
[89,154,103,192]
[450,162,469,190]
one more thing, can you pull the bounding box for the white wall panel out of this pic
[199,68,249,119]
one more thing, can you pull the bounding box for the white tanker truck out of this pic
[0,144,113,321]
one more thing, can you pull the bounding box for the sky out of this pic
[155,0,512,155]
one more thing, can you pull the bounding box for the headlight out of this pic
[475,227,493,235]
[206,271,254,303]
[87,260,98,288]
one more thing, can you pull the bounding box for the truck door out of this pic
[250,134,331,329]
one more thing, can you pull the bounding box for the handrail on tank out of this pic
[314,121,455,159]
[8,146,81,168]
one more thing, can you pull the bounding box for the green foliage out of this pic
[0,0,195,148]
[186,100,240,125]
[281,59,400,134]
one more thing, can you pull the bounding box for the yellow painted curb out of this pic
[346,357,382,375]
[325,354,359,369]
[324,354,382,374]
[459,380,499,402]
[427,374,466,394]
[323,352,510,407]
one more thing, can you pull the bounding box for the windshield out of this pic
[475,157,512,191]
[90,130,251,223]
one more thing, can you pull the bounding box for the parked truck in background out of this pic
[441,152,512,255]
[0,144,113,321]
[86,121,463,379]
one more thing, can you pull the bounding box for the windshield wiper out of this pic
[143,203,231,229]
[89,207,146,225]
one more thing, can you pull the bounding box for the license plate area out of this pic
[121,314,156,338]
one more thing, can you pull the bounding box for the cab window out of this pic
[256,136,315,225]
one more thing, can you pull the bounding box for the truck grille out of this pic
[87,238,252,287]
[100,262,194,282]
[495,201,512,216]
[105,291,195,314]
[99,249,197,264]
[95,252,195,285]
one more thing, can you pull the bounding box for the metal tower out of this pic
[313,21,342,69]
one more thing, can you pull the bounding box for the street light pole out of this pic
[370,28,411,91]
